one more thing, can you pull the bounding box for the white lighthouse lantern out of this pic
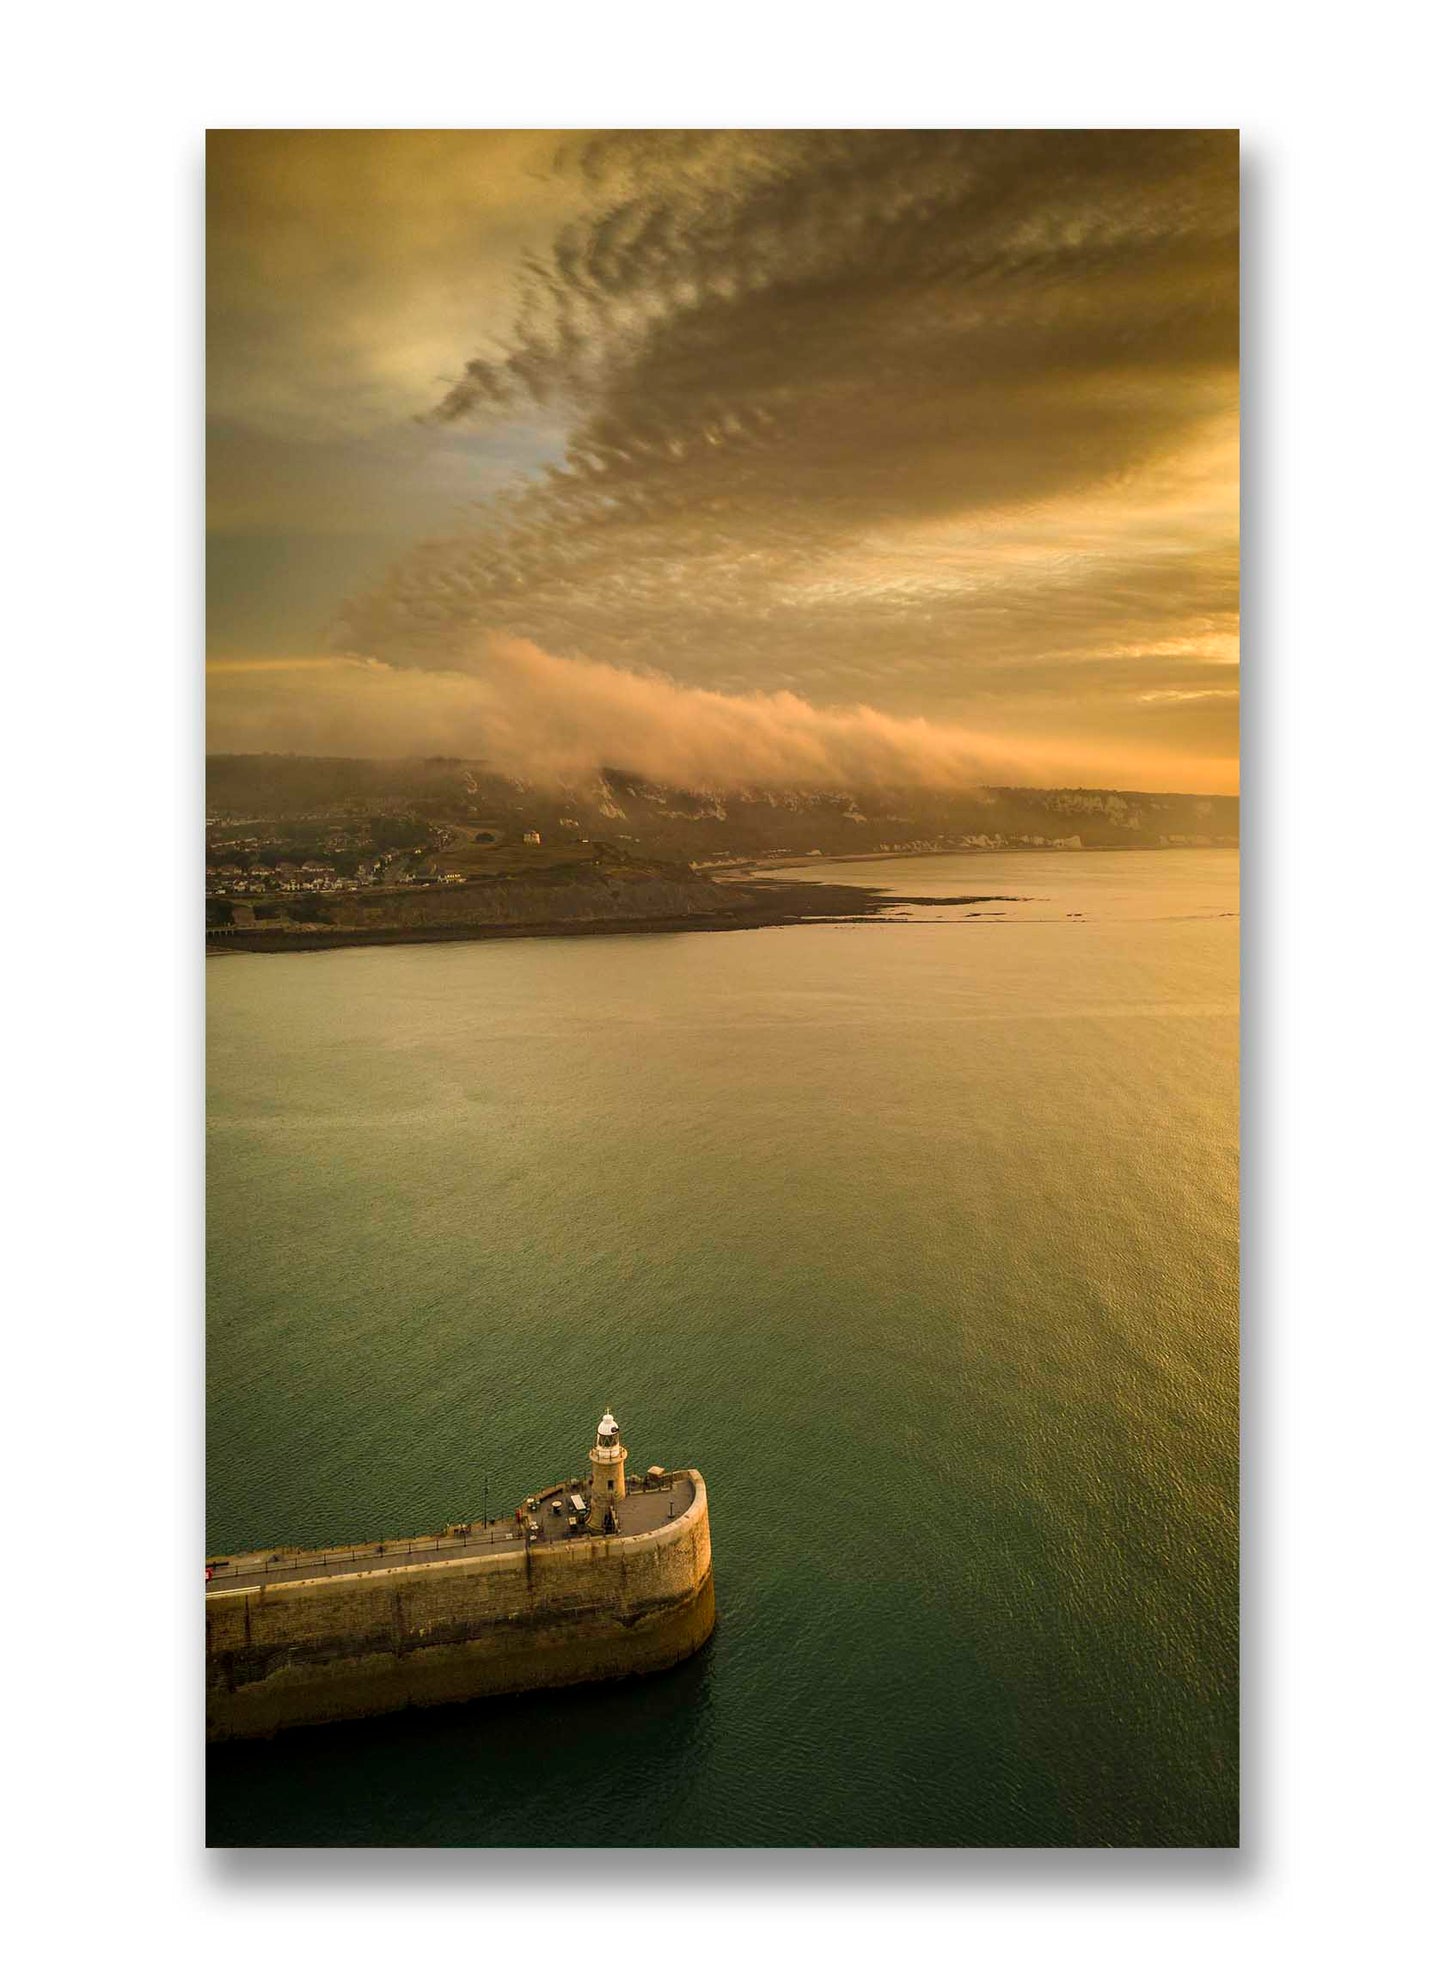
[586,1407,628,1530]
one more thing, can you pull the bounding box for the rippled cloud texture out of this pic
[208,131,1239,791]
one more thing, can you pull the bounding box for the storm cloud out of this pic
[209,131,1239,790]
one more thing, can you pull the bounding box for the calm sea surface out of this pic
[206,848,1238,1847]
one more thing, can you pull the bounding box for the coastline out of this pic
[205,878,1020,957]
[719,840,1238,876]
[204,844,1234,960]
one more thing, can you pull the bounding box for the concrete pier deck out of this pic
[206,1471,696,1595]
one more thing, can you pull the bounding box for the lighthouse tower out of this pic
[586,1408,628,1532]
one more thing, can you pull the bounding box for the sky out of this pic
[207,130,1238,794]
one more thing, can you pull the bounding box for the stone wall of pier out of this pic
[205,1472,713,1741]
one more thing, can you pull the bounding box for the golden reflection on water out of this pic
[207,849,1237,1846]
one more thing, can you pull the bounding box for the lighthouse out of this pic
[586,1408,628,1532]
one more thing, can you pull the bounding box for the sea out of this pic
[206,847,1238,1848]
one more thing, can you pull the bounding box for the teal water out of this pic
[206,848,1238,1848]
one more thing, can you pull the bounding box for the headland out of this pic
[204,866,1018,955]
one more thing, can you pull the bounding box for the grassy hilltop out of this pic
[208,755,1238,866]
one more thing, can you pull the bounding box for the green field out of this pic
[423,836,608,880]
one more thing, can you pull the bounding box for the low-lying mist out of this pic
[211,636,1027,793]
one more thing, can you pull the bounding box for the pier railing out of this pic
[205,1474,690,1585]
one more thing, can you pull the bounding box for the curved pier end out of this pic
[206,1470,714,1741]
